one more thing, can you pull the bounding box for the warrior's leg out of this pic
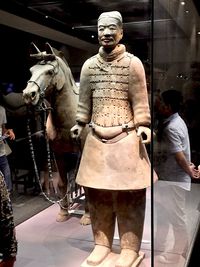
[115,189,146,267]
[86,188,115,266]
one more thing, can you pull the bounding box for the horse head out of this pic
[23,42,66,105]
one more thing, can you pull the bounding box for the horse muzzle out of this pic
[22,90,39,105]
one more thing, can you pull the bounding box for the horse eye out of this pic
[47,69,54,75]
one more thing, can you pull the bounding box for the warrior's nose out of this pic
[103,28,112,36]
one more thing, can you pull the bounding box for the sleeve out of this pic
[1,106,7,125]
[76,59,93,124]
[165,126,183,153]
[128,56,151,127]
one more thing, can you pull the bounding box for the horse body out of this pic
[23,43,89,223]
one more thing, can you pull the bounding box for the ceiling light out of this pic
[180,1,186,5]
[197,31,200,35]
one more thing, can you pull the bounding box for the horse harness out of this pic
[27,60,59,99]
[26,58,82,207]
[26,98,75,208]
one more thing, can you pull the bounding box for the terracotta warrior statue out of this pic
[71,11,152,267]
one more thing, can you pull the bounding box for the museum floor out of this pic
[12,183,200,267]
[13,191,152,267]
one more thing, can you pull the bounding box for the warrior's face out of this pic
[98,17,123,51]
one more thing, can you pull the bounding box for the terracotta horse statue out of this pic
[22,42,90,224]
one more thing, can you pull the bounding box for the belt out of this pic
[92,127,135,144]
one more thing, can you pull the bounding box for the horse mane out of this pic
[52,48,79,94]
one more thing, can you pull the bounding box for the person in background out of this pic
[154,89,199,264]
[71,11,152,267]
[0,105,15,192]
[0,172,17,267]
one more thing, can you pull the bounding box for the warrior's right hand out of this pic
[70,124,84,139]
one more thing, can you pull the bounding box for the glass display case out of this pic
[153,1,200,266]
[0,1,200,266]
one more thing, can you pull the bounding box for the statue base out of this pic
[81,251,145,267]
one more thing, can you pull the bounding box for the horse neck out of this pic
[50,84,78,129]
[48,56,78,129]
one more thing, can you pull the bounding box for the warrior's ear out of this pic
[45,42,55,55]
[29,42,41,54]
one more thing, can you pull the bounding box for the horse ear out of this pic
[30,42,41,54]
[45,42,55,55]
[53,73,65,90]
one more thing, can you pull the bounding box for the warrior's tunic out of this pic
[76,44,151,190]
